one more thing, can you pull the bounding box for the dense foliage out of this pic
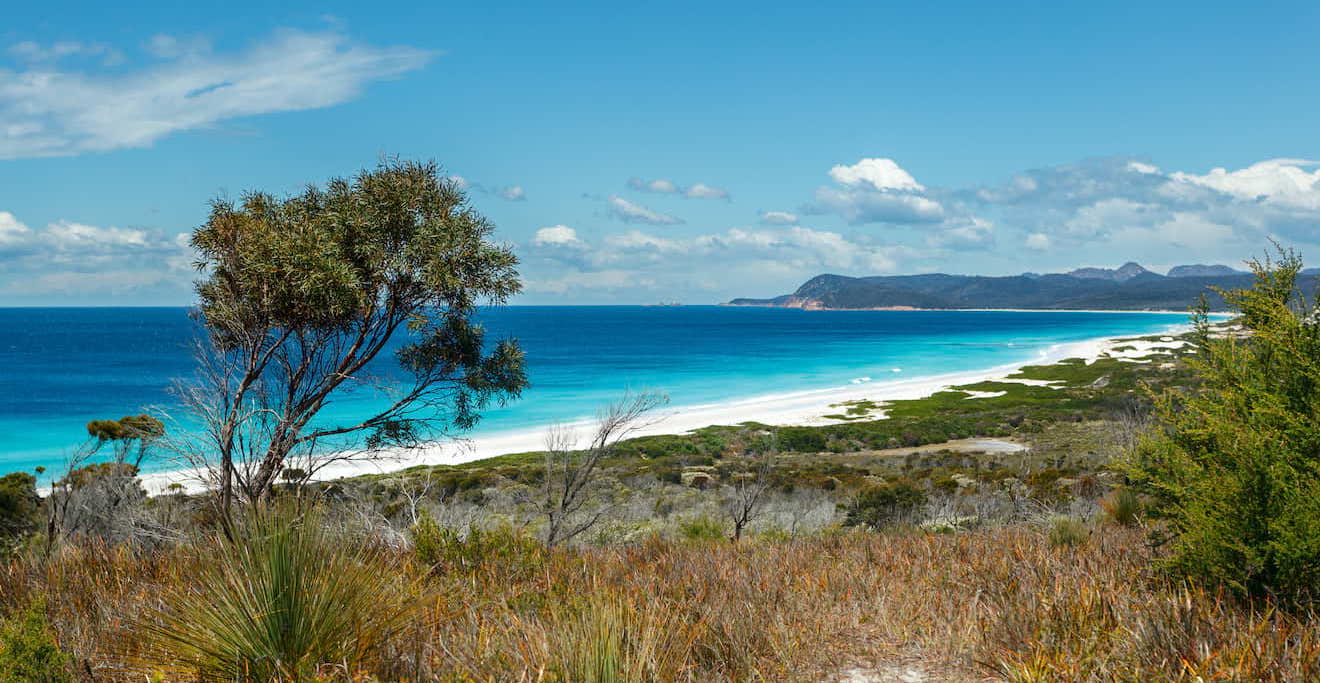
[0,473,39,551]
[1130,249,1320,605]
[0,599,70,683]
[183,159,528,505]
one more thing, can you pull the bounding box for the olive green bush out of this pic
[1128,249,1320,606]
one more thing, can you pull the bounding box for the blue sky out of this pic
[2,1,1319,305]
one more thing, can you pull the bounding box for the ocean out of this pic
[0,306,1194,480]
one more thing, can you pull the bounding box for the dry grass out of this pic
[2,524,1317,681]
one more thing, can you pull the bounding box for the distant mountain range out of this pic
[726,263,1318,312]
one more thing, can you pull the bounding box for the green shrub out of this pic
[677,515,725,542]
[1048,515,1089,548]
[0,599,71,683]
[412,514,543,573]
[139,509,420,680]
[1127,250,1320,606]
[843,480,927,529]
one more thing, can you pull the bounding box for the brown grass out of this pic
[2,524,1316,681]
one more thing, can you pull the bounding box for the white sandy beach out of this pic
[136,325,1200,496]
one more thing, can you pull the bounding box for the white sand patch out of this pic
[1085,339,1187,364]
[996,378,1064,388]
[962,390,1007,399]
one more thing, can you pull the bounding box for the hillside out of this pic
[727,263,1311,311]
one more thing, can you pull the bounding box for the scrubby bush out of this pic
[678,515,725,542]
[412,513,542,573]
[1128,250,1320,606]
[0,472,40,550]
[0,599,71,683]
[843,480,926,529]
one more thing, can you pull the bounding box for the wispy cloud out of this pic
[446,175,527,201]
[627,177,730,200]
[606,195,684,225]
[758,210,798,225]
[0,210,192,296]
[525,223,910,295]
[0,28,434,159]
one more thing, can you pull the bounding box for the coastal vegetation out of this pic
[0,158,1316,680]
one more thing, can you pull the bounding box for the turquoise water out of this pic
[0,306,1194,479]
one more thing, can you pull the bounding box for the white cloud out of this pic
[604,230,685,253]
[1169,158,1320,211]
[1025,233,1052,251]
[532,225,584,248]
[0,211,192,296]
[1110,213,1235,249]
[44,220,148,248]
[0,28,434,159]
[532,224,908,278]
[7,40,123,65]
[627,177,730,200]
[927,217,994,250]
[966,156,1320,255]
[497,185,526,201]
[813,185,945,224]
[446,175,469,190]
[628,177,679,194]
[2,269,168,295]
[0,211,32,245]
[684,182,729,200]
[811,157,945,224]
[524,269,651,295]
[606,195,683,225]
[828,158,925,192]
[759,210,798,225]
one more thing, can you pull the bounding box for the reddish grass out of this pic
[2,524,1316,681]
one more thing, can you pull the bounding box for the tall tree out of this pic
[174,160,527,514]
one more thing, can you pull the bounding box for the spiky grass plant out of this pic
[1047,515,1089,548]
[1100,487,1144,527]
[136,508,420,681]
[552,590,701,683]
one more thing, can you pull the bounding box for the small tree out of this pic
[172,159,527,515]
[540,392,667,546]
[722,432,776,541]
[44,416,166,551]
[85,414,164,469]
[1127,247,1320,605]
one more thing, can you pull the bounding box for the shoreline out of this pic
[721,303,1208,315]
[136,323,1196,495]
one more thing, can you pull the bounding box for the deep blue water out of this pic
[0,306,1192,479]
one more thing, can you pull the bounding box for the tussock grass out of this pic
[1,524,1316,681]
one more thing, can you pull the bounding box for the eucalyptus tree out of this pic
[174,160,527,515]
